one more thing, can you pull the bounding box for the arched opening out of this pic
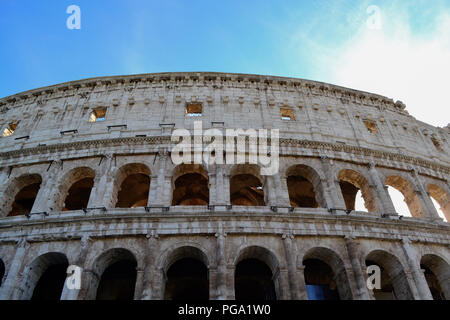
[171,164,209,205]
[365,250,414,300]
[338,169,378,213]
[230,164,265,206]
[302,247,352,300]
[2,174,42,217]
[427,184,449,222]
[0,259,5,286]
[304,259,340,300]
[115,163,151,208]
[420,254,450,300]
[20,252,69,300]
[365,260,395,299]
[94,248,138,300]
[163,246,209,300]
[229,176,264,206]
[235,259,276,300]
[9,181,42,216]
[63,178,94,211]
[164,258,209,300]
[31,263,68,300]
[56,167,95,211]
[96,260,137,300]
[286,165,326,208]
[385,175,425,218]
[421,265,444,300]
[234,246,280,300]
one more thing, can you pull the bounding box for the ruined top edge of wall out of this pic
[0,71,398,108]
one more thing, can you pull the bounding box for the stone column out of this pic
[264,175,277,207]
[140,231,159,299]
[409,168,442,221]
[367,162,397,215]
[209,267,219,300]
[214,164,226,206]
[31,160,61,213]
[87,154,113,208]
[344,236,372,300]
[0,238,29,300]
[61,234,92,300]
[296,265,308,300]
[225,264,235,300]
[275,268,291,300]
[133,269,145,300]
[148,149,171,207]
[223,173,231,206]
[282,233,300,299]
[208,170,217,206]
[215,228,227,299]
[400,237,433,300]
[274,175,291,207]
[320,156,346,210]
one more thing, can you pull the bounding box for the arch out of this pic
[230,164,265,206]
[19,252,69,300]
[338,169,378,213]
[302,247,353,300]
[91,248,138,300]
[420,254,450,300]
[365,250,414,300]
[234,246,280,300]
[286,164,326,208]
[163,246,209,300]
[171,164,209,205]
[0,258,5,287]
[427,184,449,222]
[1,174,42,217]
[113,163,151,208]
[54,167,95,211]
[385,175,425,218]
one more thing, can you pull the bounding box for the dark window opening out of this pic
[304,259,340,300]
[2,121,19,137]
[115,173,150,208]
[421,265,445,300]
[287,175,318,208]
[235,258,276,300]
[89,108,107,122]
[186,103,202,117]
[164,258,209,300]
[365,260,396,300]
[8,181,41,216]
[96,260,137,300]
[230,174,265,206]
[31,263,68,300]
[172,173,209,205]
[63,177,94,211]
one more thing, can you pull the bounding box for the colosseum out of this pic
[0,72,448,301]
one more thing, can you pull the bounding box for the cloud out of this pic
[328,6,450,127]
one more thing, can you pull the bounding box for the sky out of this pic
[0,0,448,219]
[0,0,449,127]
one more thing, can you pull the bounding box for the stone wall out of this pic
[0,72,449,300]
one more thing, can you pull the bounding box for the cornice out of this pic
[0,72,402,114]
[0,136,449,175]
[0,211,449,245]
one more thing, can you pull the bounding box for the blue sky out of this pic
[0,0,449,127]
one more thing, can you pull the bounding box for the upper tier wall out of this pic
[0,72,449,167]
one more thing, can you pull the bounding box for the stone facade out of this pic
[0,72,449,300]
